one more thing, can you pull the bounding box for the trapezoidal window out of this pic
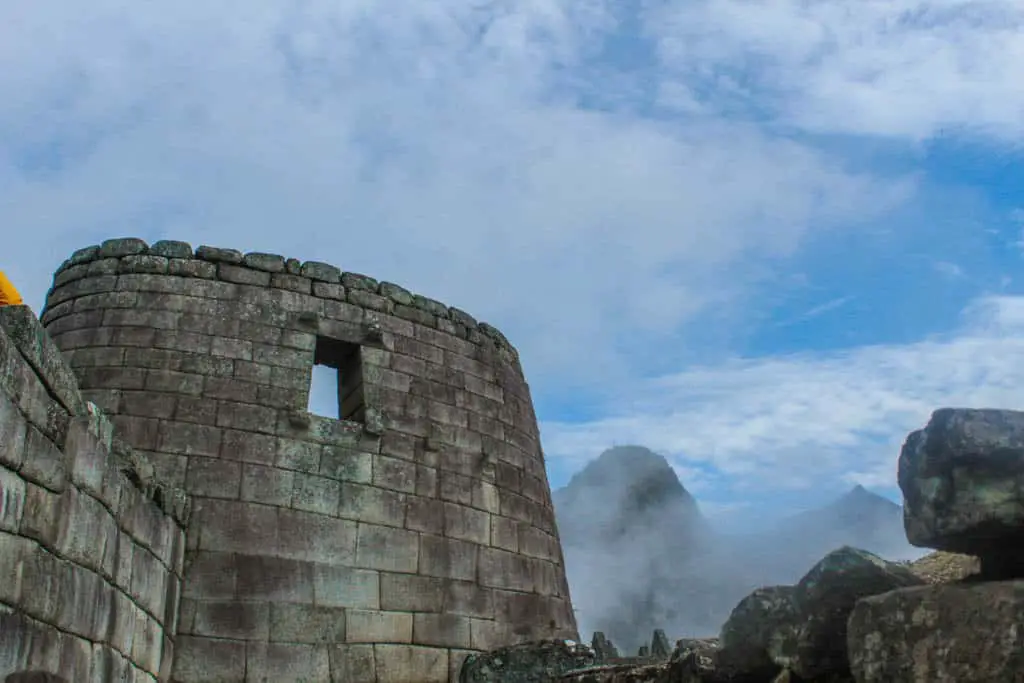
[308,337,365,422]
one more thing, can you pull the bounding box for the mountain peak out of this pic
[554,444,705,543]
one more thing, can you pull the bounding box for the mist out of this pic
[553,446,927,654]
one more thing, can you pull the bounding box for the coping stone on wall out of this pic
[46,238,519,361]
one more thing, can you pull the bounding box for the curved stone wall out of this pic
[40,238,577,683]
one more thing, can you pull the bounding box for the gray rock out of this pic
[848,580,1024,682]
[789,546,924,679]
[716,585,799,679]
[195,245,243,264]
[242,252,286,273]
[150,240,193,259]
[900,408,1024,569]
[98,237,148,258]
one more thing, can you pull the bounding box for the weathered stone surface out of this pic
[716,585,799,679]
[99,238,149,259]
[150,240,194,259]
[0,306,86,417]
[460,640,596,683]
[789,546,924,680]
[848,580,1024,683]
[243,252,286,273]
[900,408,1024,564]
[26,240,566,683]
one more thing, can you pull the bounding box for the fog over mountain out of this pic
[554,445,924,653]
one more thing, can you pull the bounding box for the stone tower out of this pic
[40,238,577,682]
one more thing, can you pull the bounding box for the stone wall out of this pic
[0,305,188,682]
[40,238,577,682]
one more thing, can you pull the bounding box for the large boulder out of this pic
[788,546,924,680]
[899,408,1024,568]
[716,586,800,679]
[847,580,1024,682]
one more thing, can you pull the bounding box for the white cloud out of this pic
[646,0,1024,142]
[542,295,1024,491]
[1,1,913,392]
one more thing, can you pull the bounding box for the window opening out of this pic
[308,337,365,422]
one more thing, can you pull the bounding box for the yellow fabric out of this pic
[0,271,23,306]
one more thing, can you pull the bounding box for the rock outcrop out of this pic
[847,407,1024,682]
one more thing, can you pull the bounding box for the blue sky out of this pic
[3,1,1024,528]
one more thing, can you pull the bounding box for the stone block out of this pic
[469,618,508,652]
[490,516,519,553]
[405,495,445,536]
[216,402,278,435]
[157,422,221,458]
[498,489,532,523]
[121,488,175,564]
[0,392,28,470]
[328,644,375,683]
[130,545,169,619]
[185,457,241,499]
[374,644,449,683]
[240,464,294,507]
[415,465,438,497]
[164,574,181,633]
[478,548,535,593]
[130,606,164,674]
[20,426,67,493]
[0,464,26,532]
[274,438,320,473]
[20,483,63,550]
[472,480,501,514]
[444,503,491,546]
[171,635,247,683]
[247,642,331,681]
[231,360,272,385]
[373,454,417,494]
[236,553,315,604]
[444,581,495,619]
[312,563,380,610]
[192,599,269,640]
[345,610,413,643]
[145,451,187,489]
[379,572,445,612]
[519,525,558,561]
[221,429,276,466]
[109,589,138,655]
[277,508,357,565]
[174,396,218,426]
[56,485,118,575]
[182,550,237,599]
[291,472,340,515]
[144,370,201,397]
[114,531,134,592]
[320,447,372,483]
[356,523,419,572]
[28,623,68,676]
[89,642,133,683]
[413,613,472,648]
[338,482,406,527]
[269,603,346,643]
[0,531,32,606]
[194,499,279,557]
[0,304,87,417]
[419,535,477,582]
